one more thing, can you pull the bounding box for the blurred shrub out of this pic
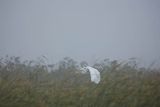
[0,56,160,107]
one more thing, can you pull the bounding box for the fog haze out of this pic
[0,0,160,65]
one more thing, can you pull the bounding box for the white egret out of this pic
[80,66,101,84]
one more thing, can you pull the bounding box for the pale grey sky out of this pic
[0,0,160,65]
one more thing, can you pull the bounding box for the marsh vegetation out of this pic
[0,56,160,107]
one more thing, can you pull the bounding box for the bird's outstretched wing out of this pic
[80,66,101,84]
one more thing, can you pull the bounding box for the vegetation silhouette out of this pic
[0,56,160,107]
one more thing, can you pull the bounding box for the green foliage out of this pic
[0,56,160,107]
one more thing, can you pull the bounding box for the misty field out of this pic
[0,56,160,107]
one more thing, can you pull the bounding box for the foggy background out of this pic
[0,0,160,66]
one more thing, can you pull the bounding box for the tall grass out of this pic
[0,56,160,107]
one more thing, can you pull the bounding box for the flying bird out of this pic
[80,66,101,84]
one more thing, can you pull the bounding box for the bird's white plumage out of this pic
[80,66,101,84]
